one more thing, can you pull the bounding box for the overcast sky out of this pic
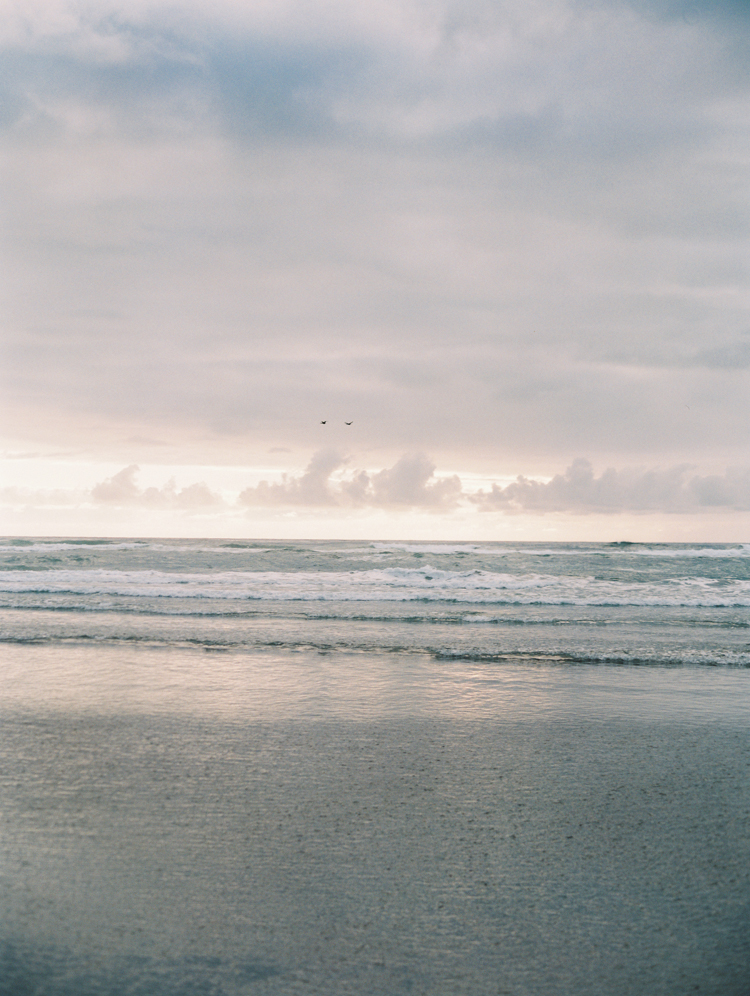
[1,0,749,538]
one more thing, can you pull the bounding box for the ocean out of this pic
[1,538,749,995]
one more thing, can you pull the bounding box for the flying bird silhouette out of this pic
[345,421,353,425]
[320,420,327,424]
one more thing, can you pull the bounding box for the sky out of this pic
[1,0,749,540]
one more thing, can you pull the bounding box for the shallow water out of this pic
[2,643,750,995]
[2,539,750,994]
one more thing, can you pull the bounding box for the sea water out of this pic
[1,539,749,994]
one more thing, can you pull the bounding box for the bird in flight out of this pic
[345,421,353,425]
[320,420,327,424]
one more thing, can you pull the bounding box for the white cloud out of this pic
[238,449,463,511]
[91,464,224,508]
[238,448,346,507]
[6,455,750,530]
[369,453,462,508]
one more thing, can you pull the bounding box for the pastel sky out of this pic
[1,0,749,539]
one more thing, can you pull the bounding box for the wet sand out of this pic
[1,646,750,995]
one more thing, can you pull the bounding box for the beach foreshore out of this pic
[1,645,749,995]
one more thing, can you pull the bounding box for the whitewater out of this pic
[3,538,750,667]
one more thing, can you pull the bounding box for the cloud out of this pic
[625,0,750,25]
[473,458,750,513]
[692,338,750,370]
[238,449,463,510]
[239,448,345,507]
[91,464,224,508]
[91,464,141,502]
[1,0,749,487]
[1,0,744,153]
[369,453,462,508]
[6,454,750,521]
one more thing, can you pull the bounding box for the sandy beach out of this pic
[2,644,749,995]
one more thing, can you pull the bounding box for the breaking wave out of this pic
[2,567,750,607]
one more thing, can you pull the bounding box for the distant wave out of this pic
[4,539,750,559]
[633,545,750,559]
[344,542,750,560]
[0,540,275,554]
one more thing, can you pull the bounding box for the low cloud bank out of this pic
[473,459,750,513]
[238,450,462,511]
[91,465,224,509]
[6,455,750,517]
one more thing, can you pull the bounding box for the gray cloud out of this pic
[623,0,750,25]
[473,459,750,513]
[2,0,745,156]
[1,0,749,488]
[692,338,750,370]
